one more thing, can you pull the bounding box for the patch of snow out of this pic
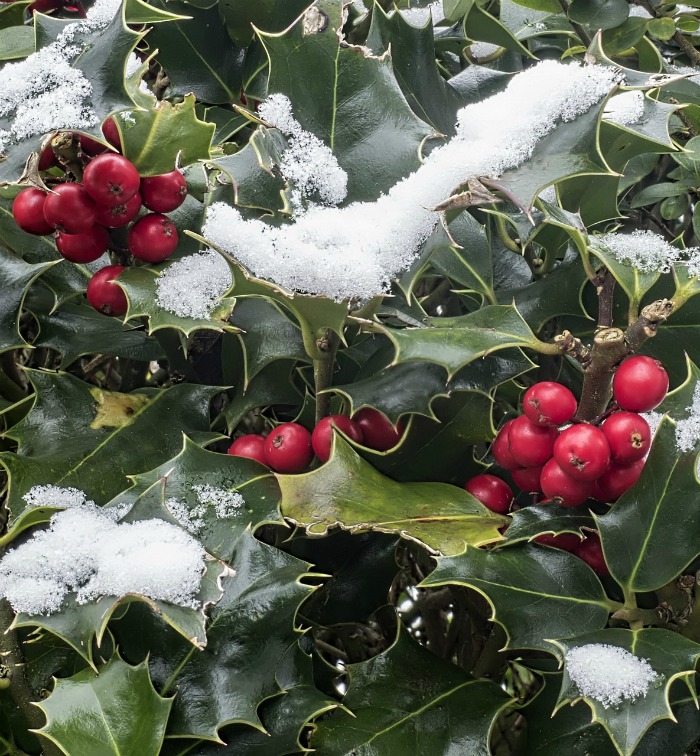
[597,230,695,274]
[675,382,700,453]
[166,485,245,535]
[22,485,90,510]
[604,90,645,126]
[565,643,659,708]
[155,249,233,320]
[202,61,617,301]
[629,6,652,18]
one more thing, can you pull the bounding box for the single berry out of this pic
[83,153,140,206]
[511,465,544,493]
[140,170,188,213]
[540,458,593,507]
[264,422,313,473]
[491,419,520,470]
[55,225,109,263]
[38,146,58,171]
[12,188,53,235]
[574,533,608,576]
[28,0,62,12]
[128,213,179,262]
[508,415,558,468]
[612,355,669,412]
[464,474,513,514]
[553,424,610,481]
[534,532,580,551]
[101,117,122,152]
[43,183,97,234]
[601,411,651,464]
[593,459,645,502]
[523,381,577,427]
[86,265,128,317]
[312,415,364,463]
[352,407,403,451]
[227,434,268,466]
[94,192,142,228]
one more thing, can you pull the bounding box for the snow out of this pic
[598,230,696,274]
[565,643,659,708]
[604,91,645,126]
[23,484,91,510]
[202,61,617,301]
[629,6,652,18]
[675,382,700,453]
[165,484,245,534]
[0,0,121,155]
[257,94,347,212]
[470,42,501,59]
[155,249,233,320]
[0,506,206,615]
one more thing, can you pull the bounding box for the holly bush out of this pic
[2,0,700,754]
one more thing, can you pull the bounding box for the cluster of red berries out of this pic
[463,355,669,576]
[227,408,404,473]
[11,124,187,318]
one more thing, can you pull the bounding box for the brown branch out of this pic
[575,327,625,421]
[597,270,616,328]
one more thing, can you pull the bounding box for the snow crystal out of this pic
[642,411,664,451]
[470,42,501,59]
[23,484,90,510]
[675,382,700,453]
[0,507,206,615]
[598,230,694,273]
[166,485,244,534]
[399,1,445,25]
[604,91,645,126]
[629,6,652,18]
[125,52,141,78]
[565,644,659,708]
[165,497,206,534]
[538,185,557,203]
[257,94,347,212]
[202,61,617,301]
[155,249,233,320]
[0,0,121,154]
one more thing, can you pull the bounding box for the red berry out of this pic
[612,355,669,412]
[491,419,520,470]
[540,458,593,507]
[601,411,650,464]
[28,0,62,12]
[264,423,313,473]
[593,459,645,502]
[553,424,610,481]
[43,183,97,234]
[86,265,128,317]
[83,153,140,207]
[227,434,268,466]
[101,118,122,152]
[352,407,403,451]
[94,192,142,228]
[140,170,188,213]
[511,466,544,493]
[12,188,53,235]
[464,474,513,514]
[38,146,58,171]
[55,225,109,263]
[574,533,608,576]
[128,213,179,262]
[523,381,577,427]
[534,532,580,551]
[508,415,558,468]
[312,415,364,463]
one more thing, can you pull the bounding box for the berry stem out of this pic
[575,327,625,421]
[313,328,339,424]
[50,131,85,181]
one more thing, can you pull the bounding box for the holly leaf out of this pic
[552,629,700,756]
[382,304,543,379]
[502,501,592,545]
[597,415,700,594]
[0,371,219,522]
[108,436,283,562]
[260,3,433,202]
[36,655,172,756]
[310,622,513,755]
[119,94,215,175]
[279,434,506,556]
[219,0,311,47]
[421,544,612,653]
[114,530,317,740]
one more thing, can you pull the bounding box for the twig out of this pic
[558,0,592,47]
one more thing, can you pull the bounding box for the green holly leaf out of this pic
[260,2,432,202]
[36,655,172,756]
[568,0,629,30]
[0,26,33,62]
[552,629,700,756]
[421,544,613,653]
[25,286,163,367]
[466,3,535,58]
[382,304,544,379]
[113,530,317,739]
[0,370,219,522]
[119,94,215,176]
[108,436,282,562]
[230,298,309,388]
[279,434,506,556]
[310,622,513,755]
[219,0,311,47]
[502,501,592,545]
[597,416,700,594]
